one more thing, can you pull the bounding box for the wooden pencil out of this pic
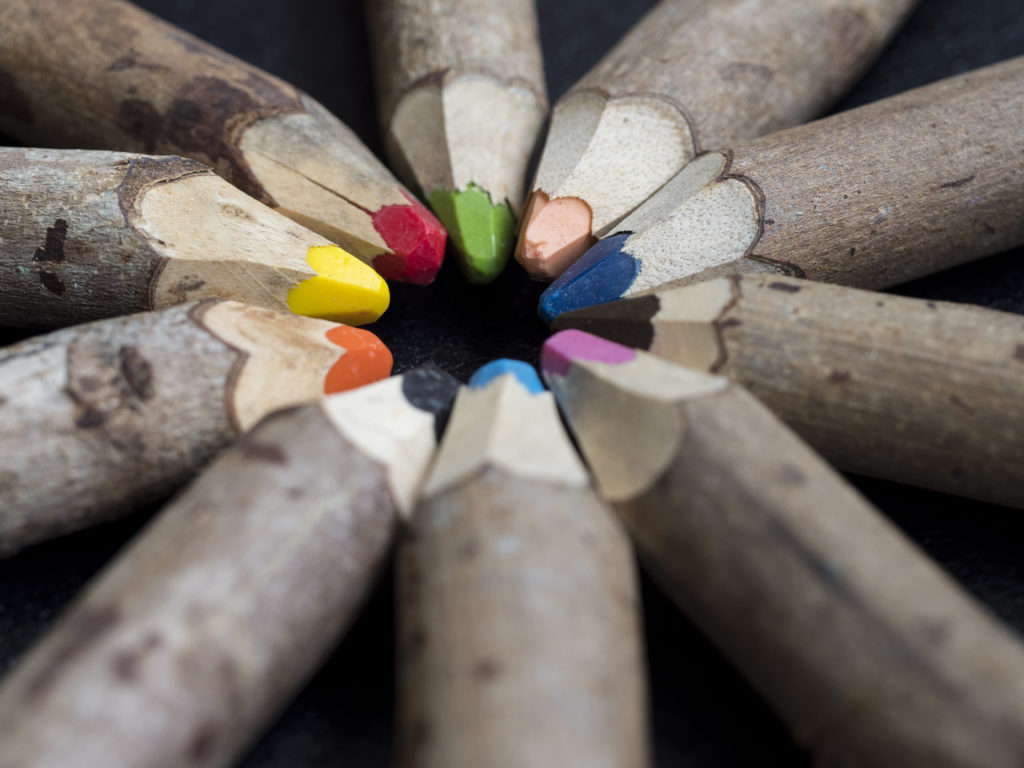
[367,0,547,284]
[553,275,1024,507]
[515,0,918,280]
[398,360,649,768]
[0,0,446,285]
[0,148,389,329]
[0,366,459,768]
[539,56,1024,319]
[0,299,392,555]
[542,329,1024,768]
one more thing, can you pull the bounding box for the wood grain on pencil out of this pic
[0,368,458,768]
[540,56,1024,318]
[367,0,547,283]
[0,0,446,284]
[554,275,1024,508]
[516,0,918,279]
[398,361,649,768]
[543,331,1024,768]
[0,149,389,328]
[0,300,392,555]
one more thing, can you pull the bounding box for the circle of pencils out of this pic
[1,1,1023,766]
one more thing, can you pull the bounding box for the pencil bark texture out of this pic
[0,150,195,328]
[706,276,1024,507]
[0,0,301,205]
[0,404,397,768]
[730,57,1024,286]
[0,302,239,553]
[573,0,917,152]
[398,469,648,768]
[615,385,1024,767]
[368,0,546,122]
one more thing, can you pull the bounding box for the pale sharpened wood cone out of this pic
[0,148,347,329]
[608,56,1024,294]
[517,0,918,278]
[0,366,460,768]
[398,370,650,768]
[554,274,1024,508]
[0,300,387,554]
[367,0,547,214]
[544,342,1024,768]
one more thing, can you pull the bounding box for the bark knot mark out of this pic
[116,74,303,205]
[33,219,70,295]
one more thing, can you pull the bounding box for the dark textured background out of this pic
[2,1,1024,765]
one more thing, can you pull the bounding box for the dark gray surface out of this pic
[1,1,1024,766]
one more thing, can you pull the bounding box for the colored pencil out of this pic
[542,329,1024,767]
[367,0,547,284]
[0,366,458,768]
[553,274,1024,507]
[515,0,918,280]
[0,0,446,285]
[0,299,392,555]
[398,360,649,768]
[0,148,389,329]
[540,56,1024,319]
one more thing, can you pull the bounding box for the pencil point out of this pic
[323,325,394,394]
[468,359,545,394]
[515,191,597,281]
[371,192,447,286]
[287,245,390,325]
[538,233,639,324]
[541,330,636,377]
[428,184,516,283]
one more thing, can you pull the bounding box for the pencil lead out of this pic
[428,184,516,283]
[369,193,447,286]
[538,233,637,323]
[468,359,544,394]
[323,326,394,394]
[515,191,597,280]
[287,245,390,324]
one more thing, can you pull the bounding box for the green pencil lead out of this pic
[429,183,516,284]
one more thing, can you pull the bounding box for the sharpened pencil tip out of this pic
[515,191,597,281]
[288,245,391,325]
[469,359,545,394]
[428,184,515,284]
[541,330,636,377]
[538,233,639,324]
[371,192,447,286]
[323,325,393,393]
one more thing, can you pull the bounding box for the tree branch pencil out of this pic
[543,330,1024,768]
[540,56,1024,320]
[398,360,649,768]
[554,275,1024,508]
[0,0,446,284]
[0,300,392,555]
[367,0,547,283]
[516,0,918,279]
[0,367,458,768]
[0,148,389,329]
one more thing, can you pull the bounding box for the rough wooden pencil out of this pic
[542,330,1024,768]
[540,56,1024,319]
[0,366,458,768]
[0,0,446,284]
[553,275,1024,507]
[0,148,389,329]
[398,360,649,768]
[516,0,918,279]
[0,300,392,555]
[367,0,547,283]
